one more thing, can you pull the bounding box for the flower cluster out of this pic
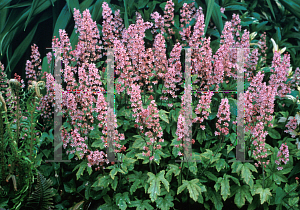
[162,43,182,100]
[252,122,269,167]
[25,44,42,85]
[275,143,289,170]
[179,2,196,43]
[269,51,292,98]
[13,73,25,89]
[242,71,277,166]
[215,98,230,136]
[193,91,214,130]
[140,100,164,161]
[284,116,299,138]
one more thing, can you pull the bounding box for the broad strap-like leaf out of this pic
[204,0,214,35]
[53,3,71,39]
[24,0,40,31]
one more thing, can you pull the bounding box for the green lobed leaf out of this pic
[275,187,286,205]
[159,109,169,124]
[155,193,174,210]
[214,174,230,201]
[73,161,87,180]
[231,185,253,208]
[231,162,257,188]
[166,164,180,179]
[255,187,272,205]
[177,179,206,202]
[92,175,112,188]
[147,170,169,202]
[64,179,76,193]
[129,199,154,210]
[207,187,223,210]
[115,192,131,210]
[109,167,125,180]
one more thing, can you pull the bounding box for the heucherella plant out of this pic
[27,1,300,209]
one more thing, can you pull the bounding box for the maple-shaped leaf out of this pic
[255,187,272,204]
[200,149,221,164]
[213,159,227,172]
[129,199,154,210]
[109,166,125,180]
[166,164,180,180]
[231,185,253,208]
[206,187,223,210]
[231,162,257,188]
[214,174,230,201]
[147,170,169,202]
[155,193,174,210]
[99,195,119,210]
[177,179,206,202]
[127,171,148,195]
[121,156,137,172]
[72,161,87,180]
[115,192,131,210]
[92,175,112,188]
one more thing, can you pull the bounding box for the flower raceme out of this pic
[215,98,231,136]
[275,143,290,171]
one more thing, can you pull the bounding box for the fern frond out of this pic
[25,171,55,210]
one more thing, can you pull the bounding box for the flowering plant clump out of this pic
[12,1,300,209]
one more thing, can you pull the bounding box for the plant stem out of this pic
[16,90,20,147]
[0,108,4,185]
[29,96,36,194]
[262,163,265,189]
